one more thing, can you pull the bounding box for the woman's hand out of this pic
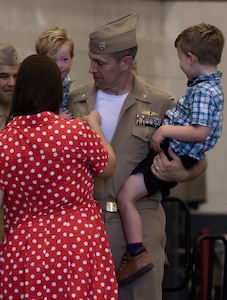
[81,110,101,128]
[59,110,73,120]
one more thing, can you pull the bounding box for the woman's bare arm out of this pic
[81,110,116,178]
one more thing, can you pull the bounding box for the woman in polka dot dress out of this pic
[0,54,118,299]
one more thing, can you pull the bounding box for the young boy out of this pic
[35,27,74,120]
[116,23,225,285]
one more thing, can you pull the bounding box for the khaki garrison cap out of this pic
[0,43,20,66]
[89,14,138,54]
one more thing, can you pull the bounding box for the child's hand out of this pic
[59,110,73,120]
[150,127,165,153]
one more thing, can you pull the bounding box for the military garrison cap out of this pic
[89,14,138,54]
[0,43,20,66]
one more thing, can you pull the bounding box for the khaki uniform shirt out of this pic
[0,111,7,132]
[69,74,175,300]
[69,75,175,206]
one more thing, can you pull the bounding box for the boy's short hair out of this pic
[35,27,74,58]
[175,23,225,66]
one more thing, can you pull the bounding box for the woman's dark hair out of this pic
[9,54,63,119]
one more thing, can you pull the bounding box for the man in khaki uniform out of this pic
[68,14,206,300]
[0,43,20,241]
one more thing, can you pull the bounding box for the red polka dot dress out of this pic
[0,112,118,300]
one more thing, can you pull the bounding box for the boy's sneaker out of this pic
[116,246,154,285]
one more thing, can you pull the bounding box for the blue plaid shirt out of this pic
[59,75,72,113]
[163,72,224,161]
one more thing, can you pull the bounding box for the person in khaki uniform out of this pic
[0,43,20,242]
[68,14,206,300]
[0,43,20,131]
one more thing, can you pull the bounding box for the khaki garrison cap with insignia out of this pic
[0,43,20,66]
[89,14,138,54]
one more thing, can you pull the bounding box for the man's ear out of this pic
[120,56,133,70]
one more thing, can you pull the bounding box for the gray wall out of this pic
[1,0,227,214]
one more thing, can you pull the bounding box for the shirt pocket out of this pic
[132,125,156,143]
[128,125,157,164]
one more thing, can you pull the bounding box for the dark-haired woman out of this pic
[0,54,118,299]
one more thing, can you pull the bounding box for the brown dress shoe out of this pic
[117,249,154,286]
